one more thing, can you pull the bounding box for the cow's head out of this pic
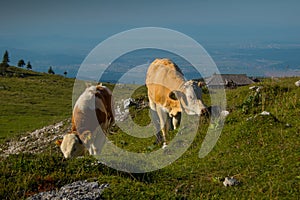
[174,80,207,116]
[56,133,86,158]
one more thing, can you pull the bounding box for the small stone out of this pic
[220,110,229,117]
[260,111,270,116]
[285,123,292,127]
[223,177,240,187]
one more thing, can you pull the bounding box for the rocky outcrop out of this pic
[0,119,71,158]
[27,180,109,200]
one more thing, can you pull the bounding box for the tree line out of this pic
[0,50,68,77]
[0,50,32,74]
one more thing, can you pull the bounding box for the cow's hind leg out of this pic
[80,127,106,156]
[92,126,106,155]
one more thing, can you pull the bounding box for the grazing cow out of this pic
[57,84,115,158]
[146,58,207,148]
[295,80,300,87]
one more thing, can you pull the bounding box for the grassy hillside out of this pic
[0,66,74,141]
[0,73,299,199]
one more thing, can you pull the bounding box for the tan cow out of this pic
[57,84,115,158]
[146,58,207,148]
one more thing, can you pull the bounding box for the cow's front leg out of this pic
[149,99,162,144]
[157,107,169,149]
[172,112,181,130]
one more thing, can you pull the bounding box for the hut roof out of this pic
[205,74,254,86]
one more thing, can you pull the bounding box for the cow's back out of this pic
[71,85,114,138]
[94,85,114,131]
[146,58,184,91]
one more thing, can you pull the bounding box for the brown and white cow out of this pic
[57,84,115,158]
[146,58,207,148]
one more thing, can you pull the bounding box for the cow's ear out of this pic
[75,134,83,144]
[173,90,188,107]
[169,91,178,100]
[198,81,205,87]
[55,139,63,146]
[172,90,185,99]
[85,82,93,88]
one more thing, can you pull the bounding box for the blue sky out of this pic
[1,0,300,46]
[0,0,300,76]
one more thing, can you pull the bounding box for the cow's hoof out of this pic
[162,143,168,149]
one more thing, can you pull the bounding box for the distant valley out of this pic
[1,42,300,83]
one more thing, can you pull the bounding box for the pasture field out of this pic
[0,69,299,199]
[0,67,74,142]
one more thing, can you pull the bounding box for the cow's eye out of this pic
[72,147,77,152]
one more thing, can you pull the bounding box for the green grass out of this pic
[0,67,74,141]
[0,72,299,199]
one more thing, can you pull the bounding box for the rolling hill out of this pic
[0,67,299,199]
